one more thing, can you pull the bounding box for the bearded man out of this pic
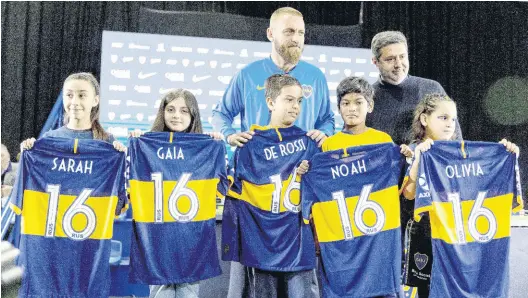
[212,7,331,298]
[212,7,334,147]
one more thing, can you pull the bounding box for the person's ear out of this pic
[420,113,428,127]
[93,95,100,107]
[266,97,275,111]
[267,27,274,42]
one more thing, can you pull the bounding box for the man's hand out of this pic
[227,131,255,147]
[306,130,327,147]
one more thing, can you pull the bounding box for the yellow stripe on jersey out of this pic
[322,129,393,152]
[429,193,514,244]
[130,178,219,223]
[21,189,118,239]
[169,132,173,143]
[73,139,79,154]
[249,124,283,142]
[311,185,401,242]
[9,203,22,215]
[238,174,301,213]
[274,128,283,142]
[461,140,467,159]
[342,148,349,158]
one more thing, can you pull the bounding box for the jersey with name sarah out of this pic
[414,141,524,298]
[9,137,127,298]
[228,125,319,271]
[302,143,403,297]
[128,132,228,284]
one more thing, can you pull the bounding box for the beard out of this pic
[379,64,408,85]
[276,42,303,64]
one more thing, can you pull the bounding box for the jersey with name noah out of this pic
[128,132,228,284]
[302,143,403,298]
[10,137,127,298]
[228,125,320,271]
[414,141,523,298]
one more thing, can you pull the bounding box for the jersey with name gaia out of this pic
[10,137,127,298]
[128,132,228,284]
[228,125,319,271]
[414,141,523,298]
[302,143,403,297]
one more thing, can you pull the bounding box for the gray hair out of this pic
[371,31,408,60]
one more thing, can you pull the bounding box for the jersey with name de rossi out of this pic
[302,143,403,298]
[9,137,127,298]
[229,125,320,271]
[415,141,523,298]
[128,132,228,284]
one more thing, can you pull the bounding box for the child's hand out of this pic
[129,129,144,138]
[400,144,414,158]
[20,138,36,151]
[499,139,520,155]
[414,138,434,157]
[306,130,327,147]
[205,132,224,141]
[297,160,310,175]
[113,141,127,153]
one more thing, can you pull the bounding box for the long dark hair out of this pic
[63,72,110,141]
[151,89,203,133]
[410,93,457,143]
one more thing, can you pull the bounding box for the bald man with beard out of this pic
[213,7,331,298]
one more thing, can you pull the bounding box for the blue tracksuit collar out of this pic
[264,56,298,74]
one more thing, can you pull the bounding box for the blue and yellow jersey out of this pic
[9,137,127,298]
[301,143,403,297]
[227,125,320,271]
[220,156,242,262]
[322,128,393,152]
[127,132,228,284]
[414,141,524,298]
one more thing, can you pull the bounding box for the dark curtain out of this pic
[1,1,361,158]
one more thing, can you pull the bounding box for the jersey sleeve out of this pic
[215,145,229,199]
[227,149,243,199]
[301,172,316,225]
[313,74,335,137]
[513,157,524,213]
[399,156,413,195]
[8,153,26,215]
[399,143,416,194]
[413,154,433,222]
[211,70,245,140]
[114,152,129,216]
